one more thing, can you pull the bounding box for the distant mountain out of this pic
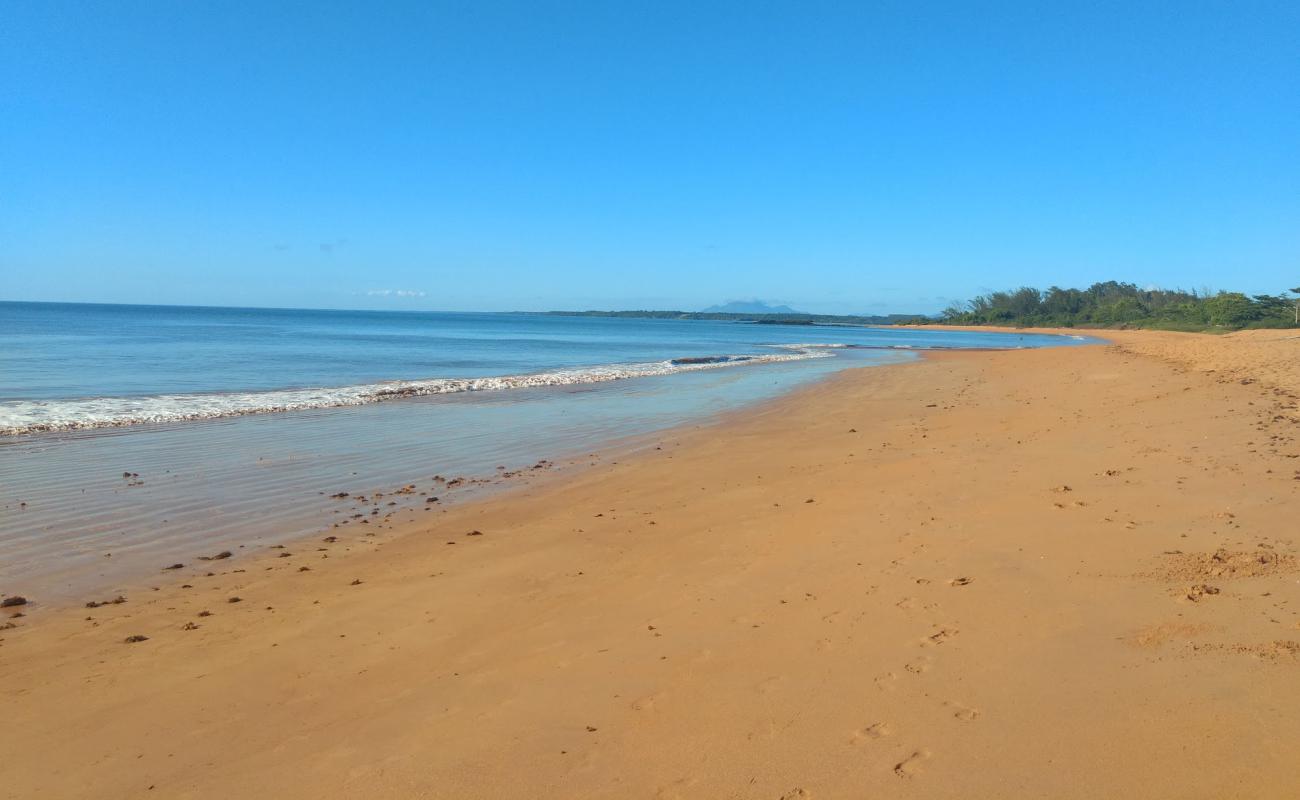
[541,309,932,325]
[700,300,802,314]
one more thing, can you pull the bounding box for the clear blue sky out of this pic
[2,1,1296,314]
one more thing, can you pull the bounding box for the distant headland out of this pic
[540,309,929,326]
[545,282,1300,332]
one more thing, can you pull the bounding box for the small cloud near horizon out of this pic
[364,289,427,298]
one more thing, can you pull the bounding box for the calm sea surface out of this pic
[0,302,1091,602]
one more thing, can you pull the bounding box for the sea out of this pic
[0,301,1091,602]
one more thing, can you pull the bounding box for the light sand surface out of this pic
[1113,328,1300,396]
[3,331,1299,799]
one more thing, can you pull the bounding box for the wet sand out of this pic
[2,329,1298,798]
[0,348,918,603]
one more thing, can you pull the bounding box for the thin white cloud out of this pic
[365,289,427,298]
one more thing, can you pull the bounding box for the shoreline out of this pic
[2,330,1298,798]
[2,334,1079,611]
[0,340,987,606]
[0,334,1072,439]
[0,346,922,610]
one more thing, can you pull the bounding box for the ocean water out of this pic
[0,302,1076,434]
[0,302,1091,602]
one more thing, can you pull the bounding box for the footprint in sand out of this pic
[778,790,812,800]
[1183,584,1221,603]
[921,627,959,647]
[893,749,932,778]
[944,701,981,721]
[850,722,893,744]
[873,672,899,692]
[903,656,933,675]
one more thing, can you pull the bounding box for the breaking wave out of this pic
[0,344,844,436]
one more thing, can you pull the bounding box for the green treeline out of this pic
[939,281,1300,330]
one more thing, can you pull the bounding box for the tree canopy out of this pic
[940,281,1299,330]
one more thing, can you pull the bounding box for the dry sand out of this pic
[2,330,1299,799]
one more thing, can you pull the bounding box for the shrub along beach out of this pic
[937,281,1300,331]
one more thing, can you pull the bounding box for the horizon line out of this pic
[0,298,934,318]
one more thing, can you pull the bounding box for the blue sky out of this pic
[2,1,1296,314]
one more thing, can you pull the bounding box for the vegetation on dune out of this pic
[936,281,1300,331]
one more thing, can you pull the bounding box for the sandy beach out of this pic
[3,329,1298,799]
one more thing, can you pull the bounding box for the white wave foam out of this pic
[0,347,834,436]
